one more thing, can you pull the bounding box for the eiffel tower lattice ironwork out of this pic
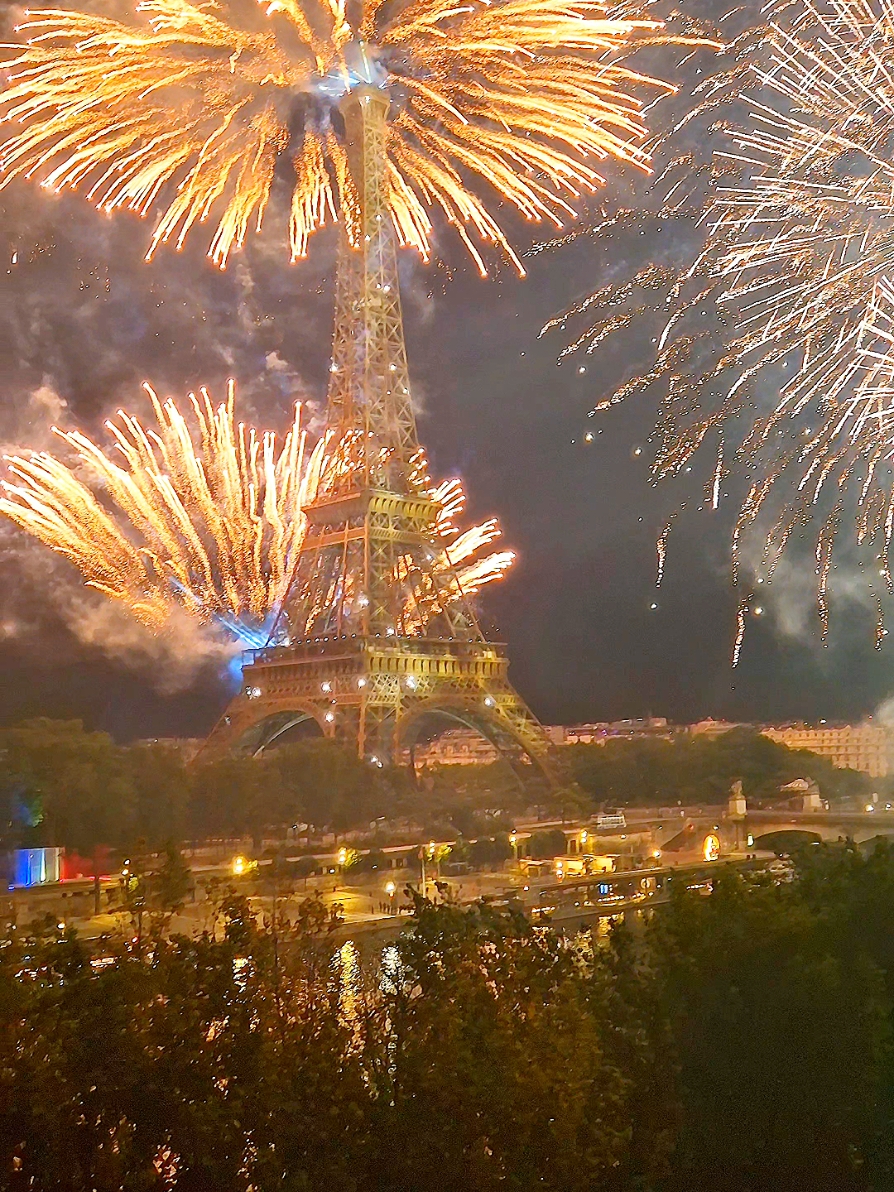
[201,84,557,782]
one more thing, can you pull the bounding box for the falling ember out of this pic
[0,0,713,270]
[547,0,894,650]
[732,596,749,668]
[656,517,674,588]
[710,442,723,511]
[874,590,886,649]
[0,386,514,643]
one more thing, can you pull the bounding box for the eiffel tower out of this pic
[201,84,557,783]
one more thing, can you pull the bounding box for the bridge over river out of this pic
[739,808,894,850]
[607,802,894,855]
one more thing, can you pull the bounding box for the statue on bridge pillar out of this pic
[729,779,747,819]
[728,779,748,853]
[779,778,825,812]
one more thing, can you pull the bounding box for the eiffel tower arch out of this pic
[200,84,559,786]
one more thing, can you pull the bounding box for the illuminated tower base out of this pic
[201,86,556,783]
[203,632,555,781]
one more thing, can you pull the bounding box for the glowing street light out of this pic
[385,879,396,913]
[509,830,519,865]
[703,834,721,863]
[419,842,437,895]
[232,855,246,877]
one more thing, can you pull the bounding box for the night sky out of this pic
[1,0,891,740]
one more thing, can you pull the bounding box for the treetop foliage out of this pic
[569,725,872,807]
[2,843,894,1189]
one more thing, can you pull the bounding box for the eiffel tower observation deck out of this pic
[202,83,557,782]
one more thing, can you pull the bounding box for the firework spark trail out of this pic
[0,384,318,632]
[546,0,894,652]
[0,0,714,272]
[732,593,749,667]
[0,388,514,641]
[709,440,724,510]
[656,515,674,587]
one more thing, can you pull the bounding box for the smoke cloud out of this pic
[0,0,341,687]
[0,521,240,694]
[68,601,240,697]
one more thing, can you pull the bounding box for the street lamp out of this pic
[509,831,519,865]
[579,828,588,852]
[337,846,347,884]
[385,879,396,914]
[419,842,436,896]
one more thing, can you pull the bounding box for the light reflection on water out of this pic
[334,940,361,1037]
[332,939,406,1036]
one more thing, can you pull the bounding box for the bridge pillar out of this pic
[727,780,747,851]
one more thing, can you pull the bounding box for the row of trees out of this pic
[568,725,873,807]
[0,720,545,856]
[0,719,873,856]
[2,842,894,1189]
[0,718,401,856]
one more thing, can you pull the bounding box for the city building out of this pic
[415,717,894,778]
[761,722,894,779]
[415,719,677,764]
[413,729,500,766]
[148,715,894,780]
[687,719,745,740]
[546,718,674,746]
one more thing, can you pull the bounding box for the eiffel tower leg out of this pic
[200,637,562,788]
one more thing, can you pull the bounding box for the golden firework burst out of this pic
[0,384,514,641]
[546,0,894,651]
[0,0,710,270]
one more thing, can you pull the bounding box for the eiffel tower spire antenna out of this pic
[201,83,557,782]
